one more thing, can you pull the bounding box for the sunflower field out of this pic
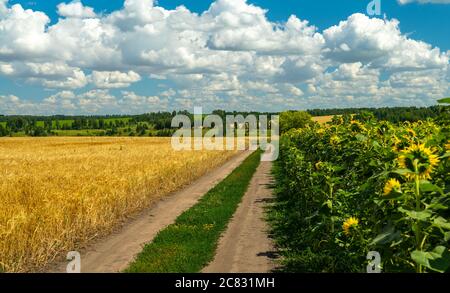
[270,111,450,272]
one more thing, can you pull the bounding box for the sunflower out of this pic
[383,178,401,196]
[391,136,402,152]
[406,128,417,138]
[397,143,440,180]
[391,135,412,153]
[342,217,359,235]
[377,121,391,136]
[315,161,322,170]
[330,134,340,146]
[350,120,367,132]
[332,116,344,125]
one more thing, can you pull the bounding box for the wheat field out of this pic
[0,137,237,272]
[312,115,334,124]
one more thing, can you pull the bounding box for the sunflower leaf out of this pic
[411,246,450,273]
[437,97,450,104]
[429,196,450,211]
[433,217,450,230]
[419,180,443,194]
[379,191,404,200]
[398,207,432,220]
[392,168,411,176]
[370,226,401,246]
[445,232,450,242]
[355,134,367,141]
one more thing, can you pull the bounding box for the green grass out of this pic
[125,150,261,272]
[10,131,26,137]
[104,117,131,123]
[52,119,74,128]
[53,129,106,136]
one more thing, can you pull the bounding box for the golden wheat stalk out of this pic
[0,137,236,272]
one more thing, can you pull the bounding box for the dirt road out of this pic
[48,150,252,273]
[203,160,278,273]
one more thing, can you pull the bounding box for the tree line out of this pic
[307,106,443,123]
[0,106,446,137]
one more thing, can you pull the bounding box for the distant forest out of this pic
[307,105,443,123]
[0,106,447,137]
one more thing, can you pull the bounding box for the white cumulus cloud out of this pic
[90,70,141,88]
[57,1,96,18]
[0,0,448,113]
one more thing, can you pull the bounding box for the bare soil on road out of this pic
[203,160,278,273]
[47,150,252,273]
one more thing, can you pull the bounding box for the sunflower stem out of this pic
[329,180,334,234]
[413,159,423,273]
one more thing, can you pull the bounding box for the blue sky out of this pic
[0,0,449,114]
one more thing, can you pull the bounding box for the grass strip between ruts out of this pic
[125,150,261,272]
